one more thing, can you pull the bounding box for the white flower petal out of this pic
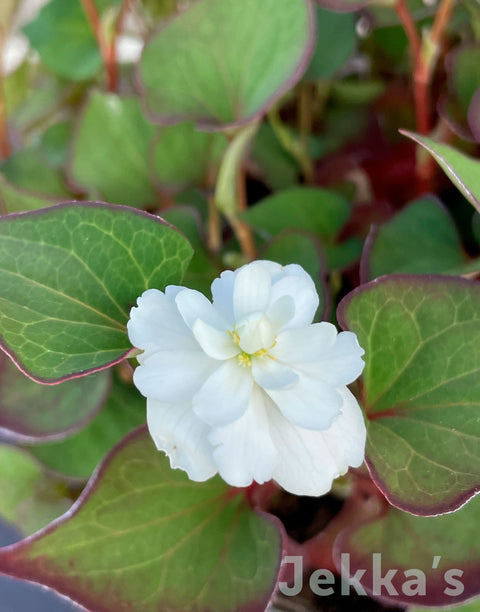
[209,386,277,487]
[192,319,239,360]
[266,295,295,332]
[147,398,217,481]
[298,331,365,387]
[211,269,236,325]
[265,375,342,430]
[175,288,227,330]
[270,274,319,329]
[127,288,196,352]
[134,350,216,403]
[193,359,253,426]
[271,322,337,363]
[252,357,298,390]
[233,262,272,321]
[267,387,366,496]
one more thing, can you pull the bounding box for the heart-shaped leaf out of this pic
[335,494,480,607]
[338,275,480,515]
[0,202,193,383]
[70,93,157,207]
[140,0,315,128]
[361,196,480,281]
[0,427,283,612]
[0,352,110,442]
[401,131,480,212]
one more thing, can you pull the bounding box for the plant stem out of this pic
[80,0,117,91]
[431,0,455,46]
[395,0,429,134]
[0,28,11,159]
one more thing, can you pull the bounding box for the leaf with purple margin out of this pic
[0,427,283,612]
[0,201,193,383]
[313,0,374,14]
[401,131,480,212]
[0,352,110,442]
[0,445,71,536]
[140,0,315,129]
[335,494,480,608]
[30,372,146,480]
[338,276,480,515]
[361,196,480,281]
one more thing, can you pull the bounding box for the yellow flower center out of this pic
[229,328,276,368]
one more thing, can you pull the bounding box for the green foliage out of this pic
[305,6,356,80]
[30,373,146,479]
[364,196,480,279]
[339,276,480,515]
[0,429,282,612]
[403,131,480,212]
[71,93,157,206]
[23,0,102,81]
[0,203,192,381]
[0,352,110,441]
[140,0,314,127]
[0,445,71,536]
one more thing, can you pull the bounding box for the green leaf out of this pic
[23,0,102,81]
[243,187,351,241]
[304,6,356,81]
[336,495,480,607]
[70,92,157,207]
[0,445,71,536]
[363,196,480,280]
[243,186,355,269]
[262,231,327,317]
[30,373,145,479]
[162,206,219,295]
[251,124,299,190]
[401,131,480,212]
[0,428,283,612]
[338,276,480,515]
[0,180,60,214]
[41,121,74,168]
[0,202,193,382]
[140,0,315,128]
[0,352,110,442]
[1,148,71,198]
[152,122,227,191]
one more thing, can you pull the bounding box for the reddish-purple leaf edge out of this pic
[136,0,317,131]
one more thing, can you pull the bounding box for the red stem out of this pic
[80,0,132,92]
[0,28,11,159]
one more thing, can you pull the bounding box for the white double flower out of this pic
[128,260,366,496]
